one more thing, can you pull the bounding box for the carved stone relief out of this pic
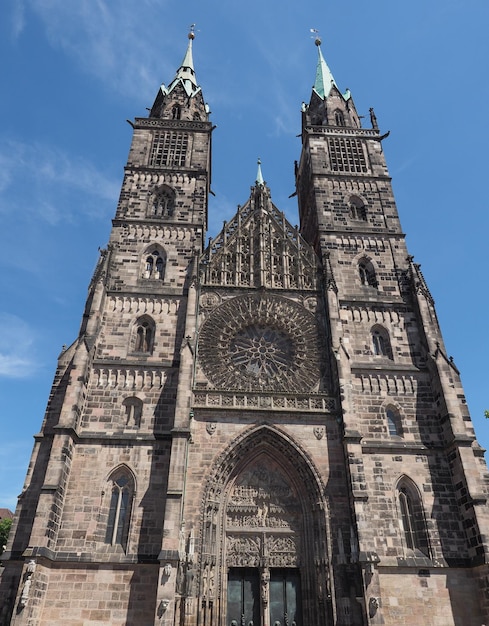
[225,461,301,568]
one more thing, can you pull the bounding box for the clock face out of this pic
[198,294,320,392]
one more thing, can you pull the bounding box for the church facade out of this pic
[1,32,489,626]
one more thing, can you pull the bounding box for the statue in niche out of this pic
[185,563,194,596]
[261,571,270,605]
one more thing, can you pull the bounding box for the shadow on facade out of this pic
[413,367,484,625]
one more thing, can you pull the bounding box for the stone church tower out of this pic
[1,31,489,626]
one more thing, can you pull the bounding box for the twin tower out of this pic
[2,32,489,626]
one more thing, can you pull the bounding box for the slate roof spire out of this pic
[256,158,264,185]
[149,25,208,119]
[312,35,337,100]
[165,25,200,98]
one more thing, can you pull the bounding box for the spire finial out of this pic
[162,25,199,98]
[256,158,264,185]
[310,28,337,100]
[310,27,321,47]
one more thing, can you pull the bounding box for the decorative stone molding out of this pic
[354,372,417,395]
[107,295,180,315]
[193,391,334,412]
[124,223,198,241]
[92,367,168,390]
[134,117,211,131]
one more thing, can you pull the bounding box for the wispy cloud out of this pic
[24,0,175,100]
[10,0,26,40]
[0,139,119,224]
[0,441,33,509]
[0,314,39,378]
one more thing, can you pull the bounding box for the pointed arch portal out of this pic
[198,426,332,626]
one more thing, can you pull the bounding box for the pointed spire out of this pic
[313,35,336,100]
[166,26,201,98]
[256,158,264,185]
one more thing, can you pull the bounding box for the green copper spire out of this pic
[256,158,264,185]
[312,36,336,100]
[165,26,201,98]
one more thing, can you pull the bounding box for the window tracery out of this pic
[105,470,134,550]
[358,259,377,288]
[123,397,143,427]
[198,294,320,393]
[397,478,430,557]
[371,325,392,359]
[152,186,175,217]
[334,109,345,126]
[386,406,402,437]
[143,248,166,280]
[349,195,367,221]
[134,317,155,353]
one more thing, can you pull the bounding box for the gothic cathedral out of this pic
[2,32,489,626]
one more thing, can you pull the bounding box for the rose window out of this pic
[230,326,294,381]
[197,294,321,393]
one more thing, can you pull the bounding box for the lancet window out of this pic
[143,247,166,280]
[134,317,155,354]
[371,325,393,359]
[396,478,430,557]
[386,406,403,437]
[123,397,143,428]
[105,469,134,550]
[349,195,367,221]
[334,109,345,126]
[358,258,377,288]
[151,186,175,218]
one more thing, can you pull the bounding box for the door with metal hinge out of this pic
[269,569,301,626]
[227,568,261,626]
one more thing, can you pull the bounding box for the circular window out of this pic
[198,294,320,392]
[230,325,294,382]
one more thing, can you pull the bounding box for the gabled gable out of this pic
[201,182,319,290]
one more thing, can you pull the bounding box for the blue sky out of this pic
[1,0,488,510]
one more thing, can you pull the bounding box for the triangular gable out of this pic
[201,184,319,290]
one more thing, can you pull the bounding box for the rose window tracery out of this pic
[230,326,294,381]
[198,294,320,392]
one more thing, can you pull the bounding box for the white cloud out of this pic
[0,139,119,223]
[0,314,38,378]
[26,0,175,100]
[10,0,26,39]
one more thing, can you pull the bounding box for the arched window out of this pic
[152,186,175,218]
[143,248,166,280]
[386,406,403,437]
[349,196,367,221]
[371,326,393,359]
[334,109,345,127]
[397,478,430,557]
[172,104,181,119]
[105,470,134,550]
[134,317,155,353]
[358,259,377,288]
[123,397,143,427]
